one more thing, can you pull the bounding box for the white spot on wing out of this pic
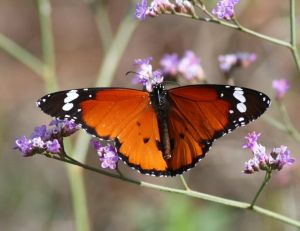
[237,103,247,113]
[64,90,79,103]
[229,110,234,114]
[233,90,246,103]
[239,117,244,122]
[62,103,74,111]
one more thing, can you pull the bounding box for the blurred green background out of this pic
[0,0,299,230]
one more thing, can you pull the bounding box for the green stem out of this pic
[263,115,287,133]
[67,165,91,231]
[277,101,300,141]
[64,141,91,231]
[47,155,300,228]
[95,12,138,87]
[289,0,300,73]
[167,11,291,48]
[180,175,191,191]
[0,34,44,77]
[249,171,272,209]
[290,0,296,48]
[95,2,113,53]
[37,1,89,230]
[37,0,58,92]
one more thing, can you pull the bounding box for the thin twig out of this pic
[249,171,272,209]
[0,34,44,77]
[180,175,191,191]
[277,101,300,142]
[37,0,58,92]
[45,154,300,228]
[289,0,300,72]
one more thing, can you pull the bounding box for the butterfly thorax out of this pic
[150,83,172,160]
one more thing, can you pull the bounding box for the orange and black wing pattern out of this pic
[165,84,270,175]
[37,88,168,175]
[37,84,270,177]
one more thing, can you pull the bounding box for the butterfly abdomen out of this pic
[151,84,172,160]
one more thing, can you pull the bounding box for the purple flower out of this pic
[100,145,119,170]
[160,53,179,76]
[136,0,148,20]
[175,0,194,14]
[133,57,164,92]
[270,146,295,170]
[46,139,61,154]
[61,120,79,136]
[136,0,175,19]
[14,136,34,157]
[218,52,256,73]
[49,118,79,137]
[272,79,290,100]
[147,0,174,17]
[31,125,50,140]
[91,139,119,170]
[14,118,79,157]
[31,137,45,149]
[244,158,259,174]
[178,51,204,81]
[243,132,295,174]
[253,144,268,170]
[91,139,102,150]
[212,0,239,20]
[243,131,261,150]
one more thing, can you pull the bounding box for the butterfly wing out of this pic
[166,85,270,175]
[37,88,168,175]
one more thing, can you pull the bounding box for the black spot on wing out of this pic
[143,137,150,144]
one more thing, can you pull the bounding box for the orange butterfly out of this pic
[37,83,270,176]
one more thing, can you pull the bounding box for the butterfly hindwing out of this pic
[166,85,270,175]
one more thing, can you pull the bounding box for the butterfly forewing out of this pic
[37,88,169,175]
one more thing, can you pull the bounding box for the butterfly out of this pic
[37,83,270,176]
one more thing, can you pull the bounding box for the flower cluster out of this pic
[133,57,164,92]
[218,52,257,74]
[91,139,119,170]
[160,51,205,82]
[272,79,290,100]
[212,0,240,20]
[135,0,194,21]
[243,132,295,174]
[14,119,79,157]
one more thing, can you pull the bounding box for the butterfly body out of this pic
[37,84,270,176]
[150,83,172,160]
